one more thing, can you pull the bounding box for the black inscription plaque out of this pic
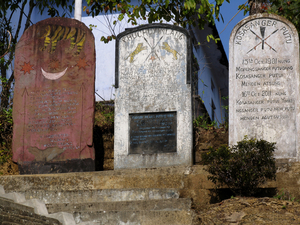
[129,112,177,154]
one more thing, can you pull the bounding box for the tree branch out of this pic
[24,0,35,30]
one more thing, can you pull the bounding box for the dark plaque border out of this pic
[18,158,95,174]
[129,111,177,154]
[115,23,192,88]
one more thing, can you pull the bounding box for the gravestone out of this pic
[12,18,95,174]
[114,24,192,169]
[229,14,300,161]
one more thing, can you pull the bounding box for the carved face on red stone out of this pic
[12,18,95,174]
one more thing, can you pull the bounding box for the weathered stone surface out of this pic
[22,188,179,204]
[0,201,62,225]
[46,198,191,213]
[74,210,195,225]
[115,23,193,169]
[229,14,300,160]
[12,18,95,173]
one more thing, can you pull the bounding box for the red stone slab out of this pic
[12,18,95,174]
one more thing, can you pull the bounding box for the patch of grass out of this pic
[274,188,298,202]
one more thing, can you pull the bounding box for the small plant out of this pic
[221,96,229,112]
[193,114,217,130]
[94,100,114,132]
[274,188,298,202]
[0,107,13,168]
[202,136,277,196]
[0,143,12,164]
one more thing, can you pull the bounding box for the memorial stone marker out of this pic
[12,18,95,174]
[229,14,300,160]
[115,24,192,169]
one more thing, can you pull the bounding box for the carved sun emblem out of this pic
[76,58,88,70]
[21,62,34,74]
[49,58,61,71]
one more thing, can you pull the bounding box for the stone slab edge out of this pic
[0,185,85,225]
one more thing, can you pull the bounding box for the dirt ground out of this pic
[0,159,19,175]
[196,197,300,224]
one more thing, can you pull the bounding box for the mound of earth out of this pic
[196,197,300,224]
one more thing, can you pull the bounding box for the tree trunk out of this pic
[248,0,266,15]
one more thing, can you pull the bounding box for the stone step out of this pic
[0,197,35,214]
[23,188,179,204]
[74,210,195,225]
[47,198,192,214]
[0,166,215,208]
[0,204,62,225]
[0,166,218,211]
[0,185,95,225]
[0,192,76,225]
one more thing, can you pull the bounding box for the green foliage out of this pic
[1,108,12,126]
[193,113,228,130]
[268,0,300,34]
[193,114,217,129]
[95,101,114,132]
[221,95,229,125]
[0,142,12,165]
[35,0,73,17]
[86,0,230,43]
[0,108,13,167]
[240,1,300,34]
[89,24,97,31]
[202,136,277,196]
[221,95,228,111]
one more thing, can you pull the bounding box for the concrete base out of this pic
[75,210,195,225]
[47,198,191,213]
[18,158,95,174]
[2,164,298,209]
[0,165,212,208]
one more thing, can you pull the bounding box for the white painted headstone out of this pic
[229,14,300,161]
[114,24,192,169]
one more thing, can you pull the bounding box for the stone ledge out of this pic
[1,164,300,208]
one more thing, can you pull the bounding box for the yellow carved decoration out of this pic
[126,43,147,63]
[161,42,180,60]
[39,25,86,55]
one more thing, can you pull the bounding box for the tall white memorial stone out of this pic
[114,24,192,169]
[229,14,300,161]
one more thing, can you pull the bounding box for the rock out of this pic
[225,211,246,223]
